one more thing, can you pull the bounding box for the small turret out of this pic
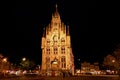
[51,4,61,24]
[67,25,70,35]
[43,27,46,37]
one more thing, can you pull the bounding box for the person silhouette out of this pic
[63,72,65,78]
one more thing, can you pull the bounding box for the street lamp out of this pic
[22,57,26,61]
[2,58,7,70]
[38,65,41,74]
[21,57,26,70]
[2,58,7,76]
[112,60,115,74]
[2,58,7,62]
[112,60,115,63]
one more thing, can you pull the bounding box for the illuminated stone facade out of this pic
[41,5,74,76]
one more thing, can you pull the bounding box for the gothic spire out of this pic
[54,4,59,17]
[43,27,46,37]
[55,4,58,12]
[51,3,61,24]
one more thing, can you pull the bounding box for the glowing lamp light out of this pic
[22,57,26,61]
[112,60,115,63]
[53,61,57,64]
[3,58,7,62]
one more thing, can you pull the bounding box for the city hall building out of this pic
[41,4,74,76]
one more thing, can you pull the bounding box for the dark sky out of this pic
[0,0,119,67]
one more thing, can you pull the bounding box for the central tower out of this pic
[41,4,74,76]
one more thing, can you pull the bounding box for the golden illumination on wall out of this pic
[41,4,74,76]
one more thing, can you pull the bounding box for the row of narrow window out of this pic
[46,48,65,51]
[47,41,65,44]
[46,48,65,54]
[47,39,65,43]
[61,63,66,68]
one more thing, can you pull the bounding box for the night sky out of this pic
[0,0,119,67]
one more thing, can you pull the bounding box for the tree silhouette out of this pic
[113,44,120,74]
[102,54,119,70]
[20,59,35,70]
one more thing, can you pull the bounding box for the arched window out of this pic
[47,39,50,44]
[61,38,65,42]
[53,35,58,45]
[54,47,58,54]
[46,48,50,54]
[53,35,57,41]
[61,56,66,68]
[61,47,65,54]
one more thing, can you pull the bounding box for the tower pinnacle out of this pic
[55,4,58,12]
[67,25,70,35]
[51,3,61,22]
[54,4,59,16]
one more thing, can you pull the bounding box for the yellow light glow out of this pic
[53,61,57,64]
[112,60,115,62]
[22,57,26,61]
[3,58,7,62]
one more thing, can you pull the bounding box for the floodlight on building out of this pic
[53,61,58,64]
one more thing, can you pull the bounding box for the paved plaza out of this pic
[0,75,120,80]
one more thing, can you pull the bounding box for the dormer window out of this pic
[46,48,50,54]
[61,47,65,54]
[47,40,50,44]
[61,38,65,42]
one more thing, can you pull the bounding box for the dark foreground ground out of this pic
[0,75,120,80]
